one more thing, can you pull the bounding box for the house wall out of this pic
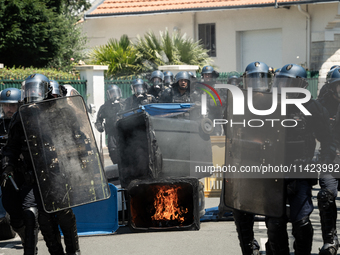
[82,3,340,74]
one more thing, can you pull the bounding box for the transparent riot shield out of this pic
[19,96,110,213]
[223,89,286,217]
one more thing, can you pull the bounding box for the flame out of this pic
[151,185,188,223]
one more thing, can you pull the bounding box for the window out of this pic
[198,24,216,57]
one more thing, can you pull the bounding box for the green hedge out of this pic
[0,66,80,80]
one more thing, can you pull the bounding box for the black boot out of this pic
[38,211,65,255]
[56,209,81,255]
[292,217,313,255]
[22,207,39,255]
[318,189,339,255]
[233,209,260,255]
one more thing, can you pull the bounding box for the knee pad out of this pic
[23,207,38,228]
[318,189,335,211]
[292,217,313,240]
[292,217,313,255]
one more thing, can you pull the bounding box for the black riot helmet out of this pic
[131,78,147,97]
[50,80,62,98]
[22,74,51,103]
[107,85,122,101]
[325,67,340,99]
[271,64,308,98]
[150,70,164,90]
[0,88,21,119]
[163,71,174,86]
[201,65,219,82]
[243,61,272,92]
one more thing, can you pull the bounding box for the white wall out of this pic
[82,3,339,73]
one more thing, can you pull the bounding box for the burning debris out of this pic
[128,178,200,231]
[151,185,189,225]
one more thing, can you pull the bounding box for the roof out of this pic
[85,0,339,18]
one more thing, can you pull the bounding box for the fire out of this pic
[151,185,188,223]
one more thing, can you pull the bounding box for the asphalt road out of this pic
[0,150,333,255]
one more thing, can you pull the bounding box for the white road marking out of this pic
[260,238,268,251]
[258,221,266,229]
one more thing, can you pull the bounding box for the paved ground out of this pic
[0,149,333,255]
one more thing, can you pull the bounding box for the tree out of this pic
[89,35,146,78]
[0,0,89,70]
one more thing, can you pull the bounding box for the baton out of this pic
[8,175,19,191]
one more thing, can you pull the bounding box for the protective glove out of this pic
[95,122,104,133]
[1,166,14,187]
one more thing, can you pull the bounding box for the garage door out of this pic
[240,28,282,71]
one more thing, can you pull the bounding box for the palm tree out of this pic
[134,29,213,71]
[88,34,145,78]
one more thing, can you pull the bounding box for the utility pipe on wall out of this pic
[298,5,311,70]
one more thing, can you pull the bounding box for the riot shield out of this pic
[223,89,286,217]
[19,96,110,213]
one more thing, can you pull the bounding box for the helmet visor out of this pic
[133,84,145,95]
[107,86,122,100]
[23,81,47,103]
[244,72,270,92]
[272,76,307,98]
[164,76,173,85]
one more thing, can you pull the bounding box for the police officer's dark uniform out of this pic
[159,71,191,103]
[124,78,156,111]
[0,88,28,244]
[95,85,124,164]
[147,70,165,102]
[1,78,48,255]
[200,66,227,135]
[265,64,335,255]
[2,76,81,255]
[231,61,272,255]
[317,67,340,255]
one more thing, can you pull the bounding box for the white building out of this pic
[82,0,340,80]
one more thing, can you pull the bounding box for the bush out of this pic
[0,66,80,80]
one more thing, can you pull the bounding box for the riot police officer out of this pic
[147,70,165,102]
[1,78,48,255]
[50,80,67,98]
[227,74,241,88]
[231,61,273,255]
[2,74,81,255]
[201,65,219,85]
[124,78,156,110]
[317,67,340,255]
[265,64,334,255]
[163,71,174,88]
[95,85,124,164]
[243,61,272,92]
[160,71,191,103]
[0,88,23,242]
